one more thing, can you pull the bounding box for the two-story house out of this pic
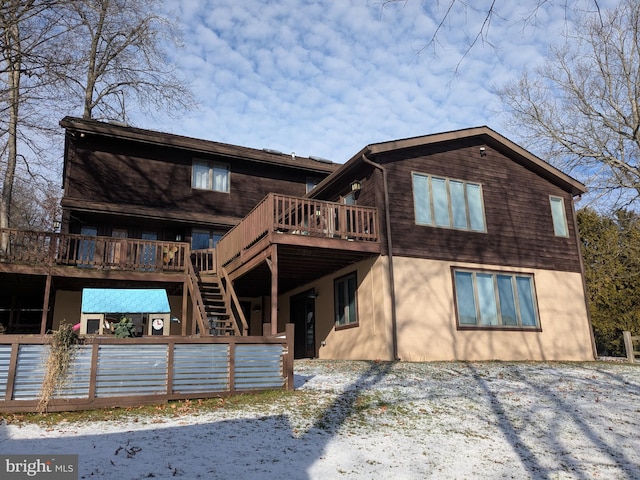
[0,118,595,362]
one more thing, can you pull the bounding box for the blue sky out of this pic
[133,0,603,164]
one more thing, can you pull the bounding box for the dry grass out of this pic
[37,323,80,413]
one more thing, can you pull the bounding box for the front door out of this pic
[290,291,315,359]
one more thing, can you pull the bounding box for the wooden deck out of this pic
[0,194,380,336]
[215,193,380,274]
[0,229,188,274]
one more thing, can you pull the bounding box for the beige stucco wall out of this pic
[393,257,595,361]
[277,256,394,360]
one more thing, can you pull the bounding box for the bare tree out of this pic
[0,0,194,237]
[0,0,64,231]
[59,0,194,121]
[382,1,604,73]
[497,0,640,209]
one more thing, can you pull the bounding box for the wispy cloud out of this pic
[130,0,599,163]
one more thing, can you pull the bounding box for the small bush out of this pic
[114,316,136,338]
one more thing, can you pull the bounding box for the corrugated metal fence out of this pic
[0,324,294,413]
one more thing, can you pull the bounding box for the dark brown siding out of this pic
[64,135,326,229]
[376,138,582,273]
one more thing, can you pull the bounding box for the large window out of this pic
[192,160,229,192]
[453,269,540,329]
[334,272,358,328]
[550,196,569,237]
[412,173,486,232]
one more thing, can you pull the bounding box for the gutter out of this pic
[362,153,399,361]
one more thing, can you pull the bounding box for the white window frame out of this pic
[412,172,486,232]
[453,268,541,330]
[549,196,569,237]
[192,160,230,193]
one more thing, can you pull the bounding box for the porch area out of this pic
[0,193,380,338]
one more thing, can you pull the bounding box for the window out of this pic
[191,229,223,250]
[334,272,358,328]
[453,269,540,329]
[550,196,569,237]
[306,177,321,193]
[192,160,229,192]
[412,173,485,232]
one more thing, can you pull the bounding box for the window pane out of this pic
[192,162,209,189]
[455,271,477,325]
[213,164,229,192]
[432,177,450,227]
[467,184,485,231]
[516,276,537,326]
[550,197,568,237]
[497,275,518,325]
[347,276,357,324]
[335,281,346,326]
[477,274,498,325]
[191,231,210,250]
[413,174,432,225]
[450,180,467,229]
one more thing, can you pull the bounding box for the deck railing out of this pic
[0,229,188,272]
[216,193,379,267]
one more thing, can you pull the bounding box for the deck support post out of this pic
[270,245,278,335]
[40,274,52,335]
[181,280,188,336]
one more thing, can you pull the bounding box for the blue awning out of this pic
[81,288,170,314]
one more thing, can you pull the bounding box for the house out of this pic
[0,118,596,362]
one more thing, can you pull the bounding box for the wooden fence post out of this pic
[285,323,294,391]
[623,331,637,363]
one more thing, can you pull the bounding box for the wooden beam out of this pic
[40,275,52,335]
[270,246,278,335]
[181,280,188,336]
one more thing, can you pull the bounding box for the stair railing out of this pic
[185,256,209,336]
[219,266,249,336]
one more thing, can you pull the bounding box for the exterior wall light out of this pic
[350,180,362,192]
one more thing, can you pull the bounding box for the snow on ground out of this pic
[1,360,639,479]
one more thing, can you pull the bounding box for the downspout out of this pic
[362,153,399,360]
[571,195,598,360]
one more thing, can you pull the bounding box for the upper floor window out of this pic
[549,196,569,237]
[306,177,321,193]
[412,173,486,232]
[192,160,229,192]
[453,269,540,329]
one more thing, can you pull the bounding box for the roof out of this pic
[310,126,586,197]
[59,116,338,174]
[81,288,171,314]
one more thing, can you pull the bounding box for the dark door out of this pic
[290,291,315,359]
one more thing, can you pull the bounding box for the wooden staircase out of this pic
[199,278,236,335]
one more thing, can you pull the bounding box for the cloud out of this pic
[135,0,601,163]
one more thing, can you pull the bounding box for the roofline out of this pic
[59,116,338,174]
[310,126,586,197]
